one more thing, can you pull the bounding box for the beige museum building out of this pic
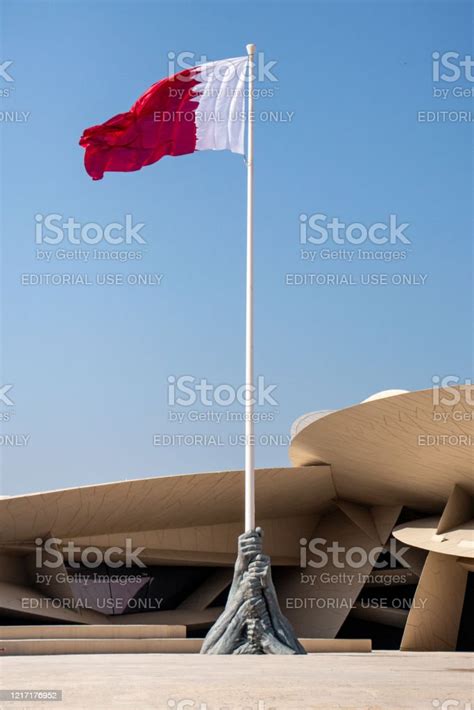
[0,386,472,655]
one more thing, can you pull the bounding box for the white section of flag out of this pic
[193,56,248,155]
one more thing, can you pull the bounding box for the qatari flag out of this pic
[79,56,248,180]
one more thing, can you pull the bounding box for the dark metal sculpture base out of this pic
[201,528,306,655]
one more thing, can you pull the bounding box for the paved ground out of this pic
[0,652,472,710]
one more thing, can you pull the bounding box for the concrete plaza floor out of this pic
[0,652,472,710]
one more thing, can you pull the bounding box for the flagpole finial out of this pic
[246,43,256,55]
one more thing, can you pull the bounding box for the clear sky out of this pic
[0,0,472,495]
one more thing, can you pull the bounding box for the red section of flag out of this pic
[79,70,199,180]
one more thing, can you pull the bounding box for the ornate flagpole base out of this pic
[200,528,306,655]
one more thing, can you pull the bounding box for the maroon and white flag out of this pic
[80,56,248,180]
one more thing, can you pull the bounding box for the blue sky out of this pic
[0,0,472,495]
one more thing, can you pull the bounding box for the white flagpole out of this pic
[245,43,256,532]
